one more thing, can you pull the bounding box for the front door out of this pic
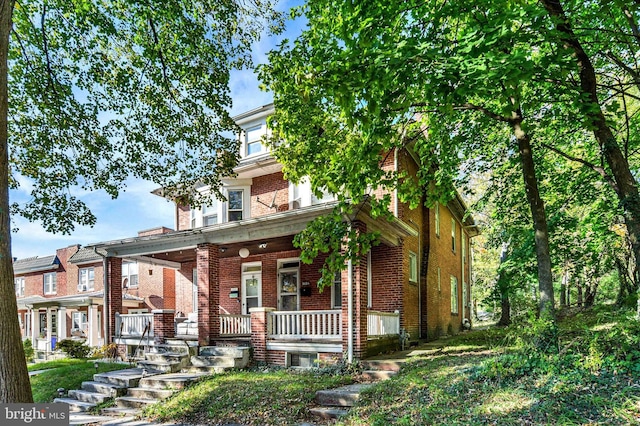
[241,262,262,314]
[278,260,300,311]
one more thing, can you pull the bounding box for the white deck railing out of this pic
[269,310,342,340]
[220,314,251,336]
[115,313,154,337]
[368,310,400,337]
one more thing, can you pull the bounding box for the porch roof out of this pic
[18,291,143,310]
[87,202,416,264]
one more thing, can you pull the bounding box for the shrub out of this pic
[23,338,34,362]
[55,339,90,359]
[91,343,119,360]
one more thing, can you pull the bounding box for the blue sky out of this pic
[10,1,304,260]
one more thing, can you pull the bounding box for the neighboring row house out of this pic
[14,104,478,366]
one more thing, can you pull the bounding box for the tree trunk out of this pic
[497,242,511,326]
[511,115,556,320]
[560,266,567,308]
[577,280,583,307]
[0,0,32,403]
[540,0,640,318]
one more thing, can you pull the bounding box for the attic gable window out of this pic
[245,125,265,157]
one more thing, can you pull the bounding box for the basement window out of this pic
[287,352,318,368]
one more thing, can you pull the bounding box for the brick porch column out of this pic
[250,307,275,363]
[107,257,123,343]
[152,309,175,344]
[196,243,220,346]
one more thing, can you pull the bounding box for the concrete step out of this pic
[150,342,196,355]
[182,365,227,375]
[53,397,96,413]
[137,360,183,373]
[190,355,240,368]
[126,387,175,400]
[99,415,138,425]
[68,389,111,404]
[309,406,350,420]
[81,380,127,397]
[144,351,189,365]
[138,372,206,390]
[116,396,159,409]
[100,406,141,418]
[361,359,405,372]
[94,368,160,388]
[68,413,119,425]
[199,346,250,358]
[361,369,398,381]
[315,384,373,407]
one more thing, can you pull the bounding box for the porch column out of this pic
[107,257,123,343]
[46,308,53,351]
[152,309,176,344]
[196,243,220,346]
[250,307,275,363]
[30,309,37,343]
[58,307,67,340]
[88,304,99,347]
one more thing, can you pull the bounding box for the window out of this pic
[190,208,197,229]
[451,276,459,315]
[72,311,88,332]
[462,281,468,311]
[331,271,342,308]
[43,272,57,295]
[451,218,456,252]
[227,189,244,221]
[435,203,440,237]
[15,277,25,297]
[202,198,218,226]
[78,267,95,292]
[122,261,138,288]
[287,352,318,368]
[245,125,265,156]
[409,252,418,283]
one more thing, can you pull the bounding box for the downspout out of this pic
[94,247,109,344]
[347,257,353,364]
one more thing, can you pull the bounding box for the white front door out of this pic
[241,262,262,314]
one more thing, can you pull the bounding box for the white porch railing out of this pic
[115,313,154,337]
[368,310,400,337]
[269,310,342,340]
[220,314,251,336]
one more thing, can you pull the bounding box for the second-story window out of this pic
[245,125,264,156]
[43,272,57,295]
[202,198,219,226]
[78,267,95,292]
[15,277,25,297]
[122,262,138,288]
[228,189,244,221]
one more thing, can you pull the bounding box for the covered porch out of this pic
[94,202,416,364]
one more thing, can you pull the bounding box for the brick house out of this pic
[14,103,478,366]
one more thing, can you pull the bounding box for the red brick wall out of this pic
[196,243,220,346]
[138,227,173,237]
[177,204,190,230]
[250,172,290,216]
[176,261,196,316]
[108,257,123,342]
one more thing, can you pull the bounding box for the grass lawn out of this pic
[30,359,130,403]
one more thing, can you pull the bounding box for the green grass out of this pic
[30,360,130,403]
[141,369,354,425]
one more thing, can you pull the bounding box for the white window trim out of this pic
[277,258,300,311]
[409,251,418,283]
[122,261,139,288]
[44,272,57,295]
[78,267,95,292]
[15,277,25,297]
[243,124,266,157]
[242,261,263,314]
[72,311,88,332]
[190,184,252,228]
[331,271,342,309]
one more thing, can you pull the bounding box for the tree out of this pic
[0,0,281,403]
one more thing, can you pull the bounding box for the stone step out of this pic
[182,365,227,375]
[68,413,118,425]
[361,359,405,372]
[150,342,196,355]
[100,406,141,418]
[99,414,138,425]
[315,384,373,407]
[360,369,398,381]
[81,380,127,397]
[138,372,206,390]
[94,368,160,388]
[190,355,240,368]
[309,406,350,420]
[137,360,183,373]
[199,346,250,358]
[115,396,159,409]
[68,389,111,404]
[53,397,96,413]
[144,351,189,365]
[126,387,175,400]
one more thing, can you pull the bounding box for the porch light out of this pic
[258,242,268,249]
[57,388,65,398]
[94,362,99,372]
[219,247,228,253]
[239,248,250,258]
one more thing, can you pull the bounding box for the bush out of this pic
[91,343,119,360]
[55,339,90,359]
[23,338,34,362]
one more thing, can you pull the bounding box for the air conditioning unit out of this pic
[78,284,87,292]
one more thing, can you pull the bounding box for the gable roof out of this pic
[13,255,60,275]
[69,247,107,265]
